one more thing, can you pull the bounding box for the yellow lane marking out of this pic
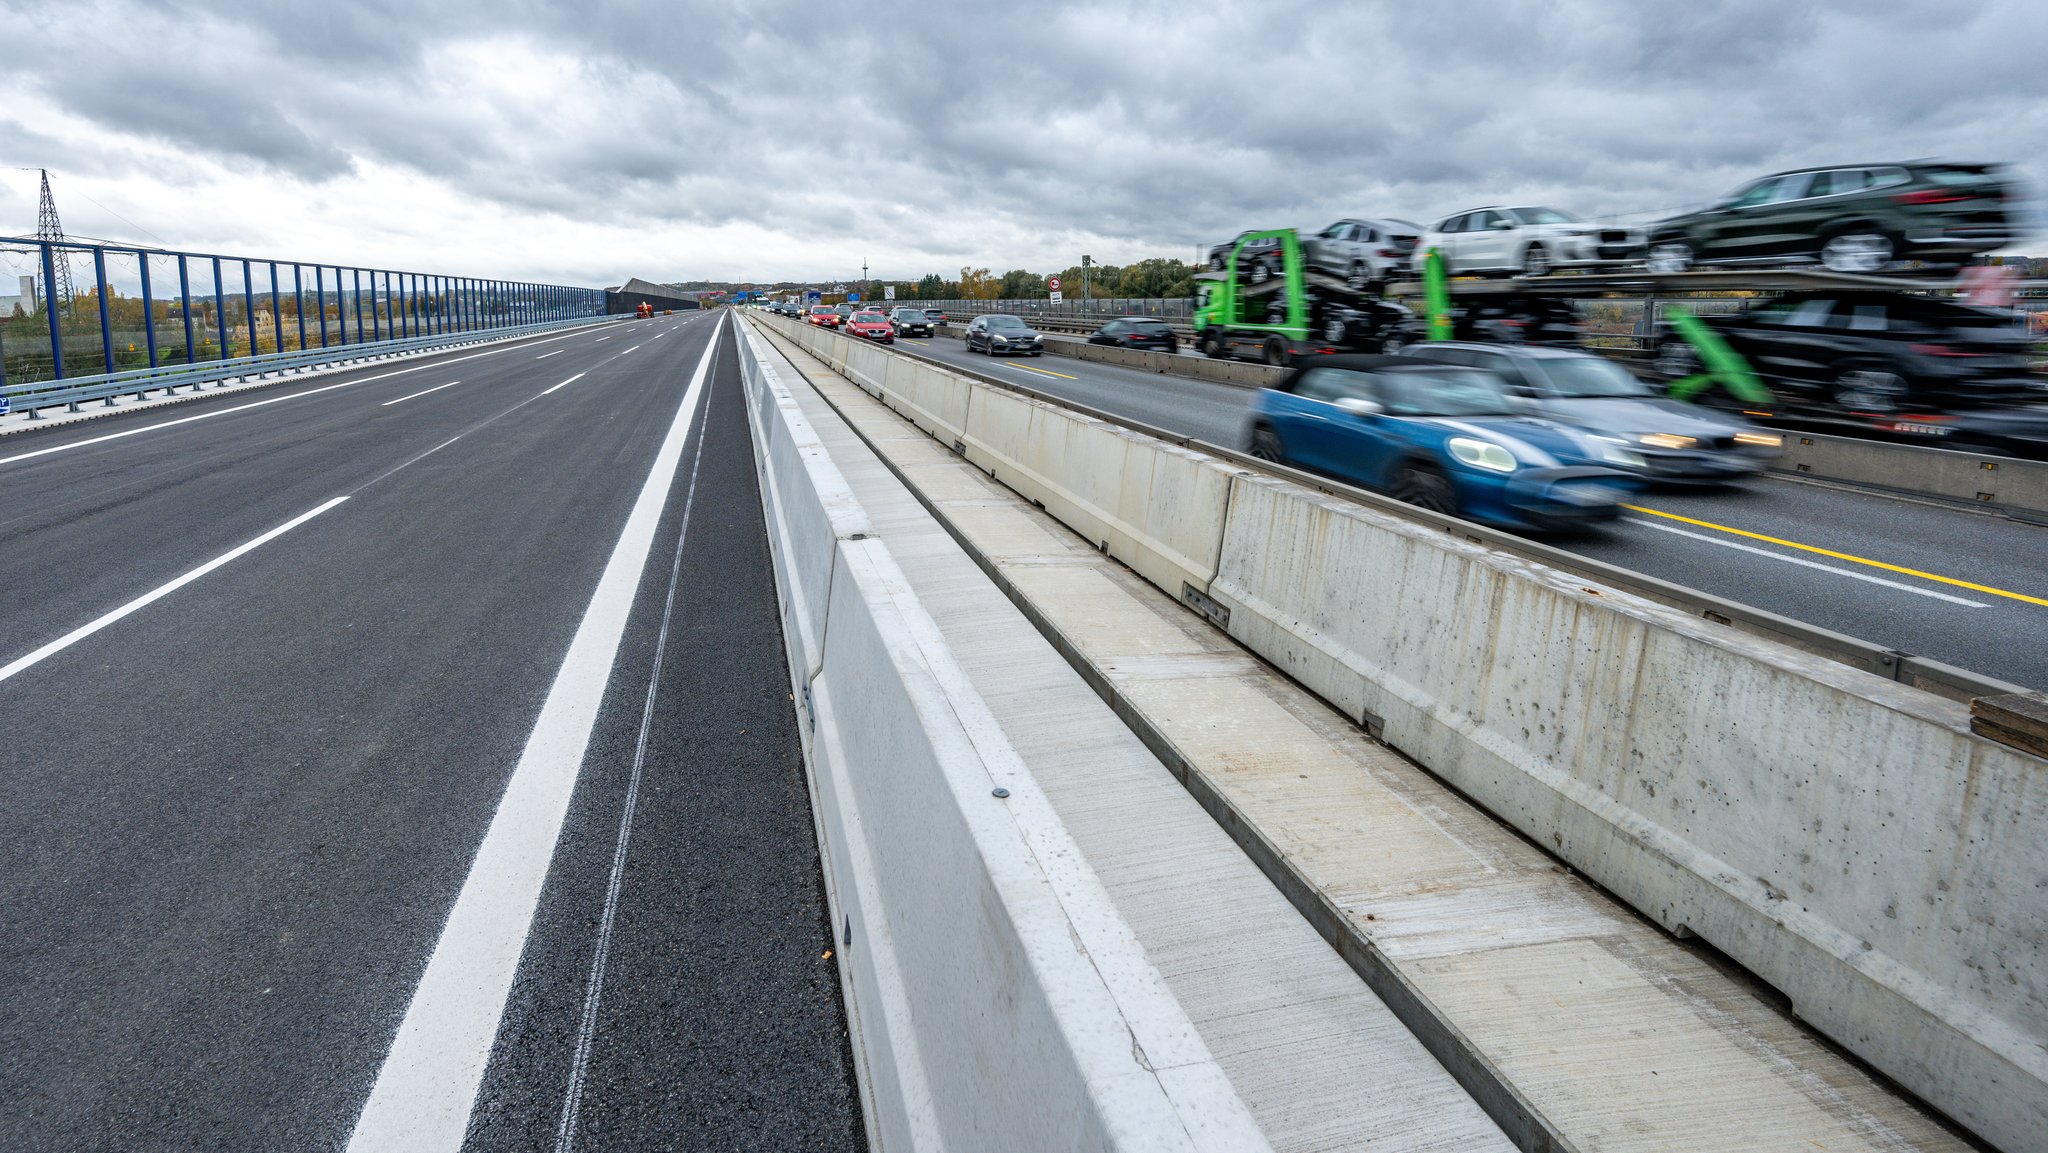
[1006,361,1078,380]
[1623,504,2048,607]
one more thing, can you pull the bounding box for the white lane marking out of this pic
[553,351,714,1153]
[594,337,609,342]
[652,333,664,339]
[0,326,608,469]
[381,381,462,407]
[535,350,564,360]
[538,372,587,398]
[623,345,639,354]
[0,497,350,686]
[1624,517,1990,607]
[346,314,726,1153]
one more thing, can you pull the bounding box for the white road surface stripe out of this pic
[623,345,639,354]
[535,350,563,360]
[0,497,350,685]
[538,372,587,398]
[345,314,725,1152]
[381,381,462,407]
[1624,516,1990,607]
[0,325,608,469]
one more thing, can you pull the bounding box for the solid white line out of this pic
[535,350,564,360]
[0,497,350,685]
[381,381,462,407]
[538,372,587,398]
[0,326,607,469]
[346,314,726,1153]
[1624,517,1990,607]
[553,356,715,1153]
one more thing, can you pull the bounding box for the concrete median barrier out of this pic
[753,309,2048,1153]
[737,320,1268,1153]
[1780,431,2048,520]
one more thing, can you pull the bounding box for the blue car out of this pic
[1243,355,1645,530]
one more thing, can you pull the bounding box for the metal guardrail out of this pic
[0,313,615,419]
[780,316,2027,702]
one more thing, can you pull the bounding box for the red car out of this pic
[845,311,896,344]
[808,305,841,328]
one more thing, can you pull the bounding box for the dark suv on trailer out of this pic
[1645,162,2022,275]
[1653,291,2045,414]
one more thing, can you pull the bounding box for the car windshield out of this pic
[1532,356,1652,398]
[893,309,921,318]
[1511,207,1579,225]
[987,316,1030,330]
[852,313,885,322]
[1379,368,1520,416]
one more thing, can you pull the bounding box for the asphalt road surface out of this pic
[0,312,864,1151]
[883,327,2048,689]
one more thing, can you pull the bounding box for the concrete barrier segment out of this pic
[737,317,1272,1153]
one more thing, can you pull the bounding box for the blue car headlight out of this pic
[1447,436,1518,473]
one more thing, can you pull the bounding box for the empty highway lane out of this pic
[0,312,863,1151]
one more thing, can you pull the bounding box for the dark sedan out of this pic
[1088,317,1178,353]
[1652,291,2046,415]
[964,314,1045,356]
[1402,343,1781,483]
[890,306,932,337]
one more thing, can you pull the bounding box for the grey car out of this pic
[964,314,1044,356]
[890,306,932,336]
[1400,343,1782,483]
[1303,218,1424,290]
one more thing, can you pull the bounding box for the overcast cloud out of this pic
[1,0,2043,286]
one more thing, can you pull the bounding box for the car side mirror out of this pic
[1335,397,1384,418]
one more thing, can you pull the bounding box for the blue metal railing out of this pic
[0,312,613,419]
[0,235,605,390]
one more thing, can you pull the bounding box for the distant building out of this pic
[0,274,37,316]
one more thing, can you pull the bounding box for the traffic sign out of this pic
[1048,277,1061,291]
[849,293,861,302]
[1049,291,1064,303]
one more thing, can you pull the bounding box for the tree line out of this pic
[886,257,1200,301]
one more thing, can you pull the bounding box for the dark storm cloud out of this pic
[5,0,2045,274]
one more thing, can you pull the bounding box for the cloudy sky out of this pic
[1,0,2043,288]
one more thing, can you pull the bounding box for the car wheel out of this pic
[1645,241,1693,274]
[1820,231,1894,274]
[1521,244,1552,277]
[1379,331,1407,355]
[1322,314,1349,343]
[1201,330,1224,358]
[1248,425,1286,463]
[1347,261,1369,291]
[1208,252,1225,271]
[1654,337,1701,380]
[1391,463,1458,515]
[1248,257,1273,286]
[1832,363,1910,413]
[1263,337,1288,367]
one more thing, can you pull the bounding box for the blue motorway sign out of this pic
[807,290,821,303]
[848,293,860,303]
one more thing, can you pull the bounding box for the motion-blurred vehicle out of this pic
[1644,162,2024,275]
[807,304,841,328]
[846,311,896,343]
[1420,207,1642,277]
[1207,230,1285,278]
[1651,291,2046,415]
[1088,317,1179,353]
[1303,218,1424,290]
[1197,229,1411,364]
[1242,355,1643,529]
[1406,294,1584,347]
[635,302,654,318]
[1401,343,1781,483]
[963,314,1045,356]
[890,306,932,336]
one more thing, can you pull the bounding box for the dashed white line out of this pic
[0,497,350,686]
[1623,517,1990,607]
[594,337,610,342]
[381,381,462,407]
[538,373,587,398]
[535,350,564,360]
[623,345,639,354]
[345,314,727,1153]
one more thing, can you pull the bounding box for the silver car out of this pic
[1418,207,1643,277]
[1303,218,1424,290]
[1400,342,1781,483]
